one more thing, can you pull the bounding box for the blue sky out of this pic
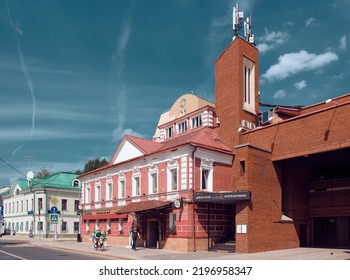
[1,0,349,186]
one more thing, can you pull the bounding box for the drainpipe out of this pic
[43,186,47,237]
[191,145,197,252]
[29,186,35,235]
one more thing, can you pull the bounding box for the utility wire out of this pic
[0,157,28,178]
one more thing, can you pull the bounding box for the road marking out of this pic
[0,249,27,260]
[2,243,34,248]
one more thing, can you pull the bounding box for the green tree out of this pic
[75,158,108,175]
[34,167,52,178]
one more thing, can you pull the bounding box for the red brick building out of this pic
[78,30,350,253]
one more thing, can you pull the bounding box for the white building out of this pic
[2,172,81,239]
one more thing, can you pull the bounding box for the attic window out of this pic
[166,126,173,138]
[72,179,80,187]
[177,121,187,134]
[191,115,202,129]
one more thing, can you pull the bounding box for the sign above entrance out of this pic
[193,191,251,203]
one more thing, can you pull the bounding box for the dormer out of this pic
[153,93,215,142]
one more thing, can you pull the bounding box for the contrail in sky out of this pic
[5,0,36,157]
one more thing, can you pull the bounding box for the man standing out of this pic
[131,228,140,251]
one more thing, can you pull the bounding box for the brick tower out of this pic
[215,35,259,149]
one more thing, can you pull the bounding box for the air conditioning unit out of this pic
[249,122,256,129]
[241,119,250,129]
[261,110,272,125]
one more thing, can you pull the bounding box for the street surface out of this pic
[0,239,113,260]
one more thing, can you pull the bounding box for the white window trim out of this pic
[243,57,256,114]
[200,158,214,192]
[148,165,158,194]
[106,180,113,201]
[119,179,126,199]
[132,167,141,197]
[95,181,101,202]
[167,159,179,192]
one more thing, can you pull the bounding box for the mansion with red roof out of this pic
[78,20,350,253]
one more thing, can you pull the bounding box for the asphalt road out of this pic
[0,239,113,260]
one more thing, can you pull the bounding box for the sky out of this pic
[0,0,349,186]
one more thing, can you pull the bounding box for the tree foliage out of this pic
[34,167,52,179]
[75,158,108,175]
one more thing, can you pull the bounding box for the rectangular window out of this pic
[119,180,126,198]
[151,173,158,194]
[38,198,43,210]
[119,219,124,232]
[191,115,202,129]
[240,160,246,176]
[169,213,176,231]
[95,185,101,202]
[86,187,91,203]
[133,176,141,196]
[61,221,67,232]
[171,169,178,191]
[177,121,187,134]
[74,200,79,212]
[243,57,255,113]
[62,199,67,211]
[74,222,79,232]
[166,126,173,138]
[201,170,209,190]
[106,182,112,200]
[38,221,43,231]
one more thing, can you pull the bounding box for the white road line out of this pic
[0,249,27,260]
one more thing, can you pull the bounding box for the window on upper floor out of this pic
[166,126,174,138]
[62,199,68,211]
[170,169,178,191]
[177,121,187,134]
[38,198,42,210]
[106,182,113,201]
[119,179,126,198]
[85,187,91,203]
[133,176,141,196]
[95,184,101,202]
[200,159,214,192]
[150,172,158,194]
[74,200,80,212]
[191,115,202,129]
[243,57,256,114]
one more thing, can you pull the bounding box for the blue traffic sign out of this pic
[50,206,59,213]
[49,213,59,224]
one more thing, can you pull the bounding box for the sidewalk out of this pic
[1,235,350,260]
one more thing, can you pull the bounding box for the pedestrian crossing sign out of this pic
[49,213,59,224]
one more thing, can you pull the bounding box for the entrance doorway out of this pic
[147,220,159,248]
[313,217,350,248]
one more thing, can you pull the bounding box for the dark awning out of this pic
[116,200,171,214]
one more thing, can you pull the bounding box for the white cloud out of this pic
[112,128,145,143]
[273,90,287,99]
[294,80,307,90]
[256,29,289,54]
[340,35,347,50]
[262,50,339,82]
[305,17,316,28]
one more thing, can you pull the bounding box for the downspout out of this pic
[191,145,197,252]
[43,186,47,237]
[29,186,35,235]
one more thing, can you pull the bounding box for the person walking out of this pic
[131,228,140,251]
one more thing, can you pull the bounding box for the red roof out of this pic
[157,127,233,154]
[79,127,233,178]
[125,135,162,154]
[125,127,232,155]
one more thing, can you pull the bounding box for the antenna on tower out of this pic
[232,1,244,38]
[244,15,255,44]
